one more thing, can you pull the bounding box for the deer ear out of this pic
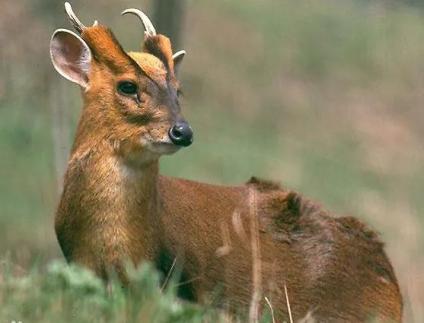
[50,29,92,88]
[172,50,186,71]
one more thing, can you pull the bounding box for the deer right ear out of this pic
[173,50,186,70]
[50,29,92,88]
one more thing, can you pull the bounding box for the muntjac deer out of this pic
[50,3,402,322]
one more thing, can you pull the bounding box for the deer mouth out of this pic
[140,133,181,155]
[150,140,181,155]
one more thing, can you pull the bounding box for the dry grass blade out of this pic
[216,222,232,258]
[160,257,177,292]
[248,187,262,323]
[232,209,249,244]
[264,296,276,323]
[297,311,316,323]
[284,284,294,323]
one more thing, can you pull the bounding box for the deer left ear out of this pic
[50,29,92,88]
[173,50,186,71]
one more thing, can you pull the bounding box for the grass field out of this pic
[1,0,423,321]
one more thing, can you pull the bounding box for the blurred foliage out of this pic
[0,0,423,321]
[0,260,225,322]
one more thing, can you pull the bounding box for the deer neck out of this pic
[69,101,162,223]
[70,136,161,221]
[104,146,160,219]
[119,158,160,215]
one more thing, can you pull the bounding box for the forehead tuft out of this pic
[128,52,165,74]
[143,35,174,74]
[128,52,168,86]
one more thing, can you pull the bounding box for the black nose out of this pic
[169,122,193,147]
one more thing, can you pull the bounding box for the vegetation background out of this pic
[0,0,423,321]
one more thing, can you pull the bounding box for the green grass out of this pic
[0,260,224,323]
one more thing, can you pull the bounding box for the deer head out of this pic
[50,3,192,166]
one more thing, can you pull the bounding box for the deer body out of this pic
[51,4,402,322]
[160,176,402,322]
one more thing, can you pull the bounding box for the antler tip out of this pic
[64,2,73,14]
[121,8,156,37]
[121,9,131,16]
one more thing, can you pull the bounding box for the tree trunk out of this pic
[152,0,186,50]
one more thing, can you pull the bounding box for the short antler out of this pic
[64,2,86,33]
[121,9,157,37]
[65,2,98,33]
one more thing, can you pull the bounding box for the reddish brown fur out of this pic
[54,20,402,322]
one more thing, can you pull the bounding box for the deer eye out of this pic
[118,81,138,96]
